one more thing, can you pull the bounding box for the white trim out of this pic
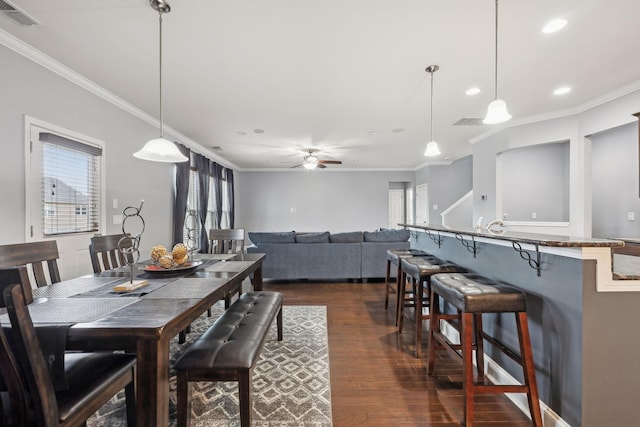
[24,115,107,241]
[440,190,473,226]
[504,221,571,227]
[0,28,238,171]
[582,247,640,292]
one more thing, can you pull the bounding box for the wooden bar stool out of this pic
[384,249,429,325]
[398,256,462,357]
[427,272,543,427]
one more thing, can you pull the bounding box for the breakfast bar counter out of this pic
[401,223,640,427]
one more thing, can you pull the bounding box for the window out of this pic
[39,132,102,235]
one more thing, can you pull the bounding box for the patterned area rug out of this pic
[87,304,332,426]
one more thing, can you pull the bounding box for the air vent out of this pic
[453,118,485,126]
[0,0,40,26]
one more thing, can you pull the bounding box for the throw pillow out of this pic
[363,229,410,242]
[248,231,296,244]
[329,231,364,243]
[295,231,330,243]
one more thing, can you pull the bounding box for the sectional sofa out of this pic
[246,229,410,281]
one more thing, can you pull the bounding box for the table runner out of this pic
[0,298,137,324]
[32,276,121,298]
[205,260,256,272]
[141,277,228,299]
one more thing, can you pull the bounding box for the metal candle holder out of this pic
[118,200,145,284]
[184,209,199,259]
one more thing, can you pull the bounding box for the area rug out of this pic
[87,304,332,427]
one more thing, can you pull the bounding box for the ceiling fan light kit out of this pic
[483,0,512,125]
[133,0,188,163]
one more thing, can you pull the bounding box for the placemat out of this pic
[204,261,255,272]
[75,277,178,298]
[141,277,228,299]
[32,276,120,298]
[0,298,137,324]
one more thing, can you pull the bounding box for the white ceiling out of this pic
[2,0,640,170]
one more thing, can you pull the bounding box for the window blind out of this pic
[40,132,102,235]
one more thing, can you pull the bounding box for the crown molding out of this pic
[0,28,238,170]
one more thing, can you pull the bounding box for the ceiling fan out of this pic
[291,149,342,170]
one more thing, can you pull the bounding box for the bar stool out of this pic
[384,249,429,325]
[398,256,462,357]
[427,272,543,427]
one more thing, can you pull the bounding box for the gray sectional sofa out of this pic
[246,229,410,281]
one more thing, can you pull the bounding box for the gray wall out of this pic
[235,170,414,234]
[501,142,570,222]
[0,44,175,257]
[415,155,473,223]
[591,122,640,238]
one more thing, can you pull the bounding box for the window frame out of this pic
[24,116,106,241]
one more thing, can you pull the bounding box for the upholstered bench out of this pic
[427,273,542,426]
[174,291,284,427]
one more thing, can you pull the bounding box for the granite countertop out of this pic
[400,223,624,248]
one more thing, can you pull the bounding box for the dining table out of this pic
[1,251,265,426]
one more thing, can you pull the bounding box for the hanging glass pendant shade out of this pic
[133,0,188,163]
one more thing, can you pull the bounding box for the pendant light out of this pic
[424,65,441,157]
[133,0,188,163]
[483,0,512,125]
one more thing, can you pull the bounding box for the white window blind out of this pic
[39,132,102,236]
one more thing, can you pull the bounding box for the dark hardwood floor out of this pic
[261,280,533,427]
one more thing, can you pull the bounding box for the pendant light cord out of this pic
[429,70,434,141]
[158,10,164,138]
[494,0,499,99]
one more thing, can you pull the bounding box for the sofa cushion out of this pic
[330,231,364,243]
[295,231,330,243]
[248,231,296,244]
[364,229,410,242]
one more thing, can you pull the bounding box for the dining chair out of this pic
[0,315,27,427]
[209,228,245,254]
[0,241,61,288]
[88,234,133,273]
[0,266,33,307]
[2,282,138,427]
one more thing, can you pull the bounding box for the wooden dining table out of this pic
[1,251,265,426]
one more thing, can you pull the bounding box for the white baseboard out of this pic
[440,321,571,427]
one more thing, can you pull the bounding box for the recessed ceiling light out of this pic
[368,131,377,136]
[542,18,567,34]
[465,87,481,96]
[253,129,265,134]
[553,86,571,95]
[392,128,404,133]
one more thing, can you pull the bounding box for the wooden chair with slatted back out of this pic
[0,294,27,427]
[0,241,60,288]
[89,234,133,273]
[0,266,33,308]
[2,282,138,427]
[209,228,246,254]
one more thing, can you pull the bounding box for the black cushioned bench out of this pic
[174,291,284,427]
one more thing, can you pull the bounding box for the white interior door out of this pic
[415,184,429,225]
[26,118,105,280]
[388,189,405,229]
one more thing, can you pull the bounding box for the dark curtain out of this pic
[172,144,191,246]
[212,163,224,229]
[193,154,211,253]
[226,168,235,228]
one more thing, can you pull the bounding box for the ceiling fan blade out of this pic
[317,163,327,169]
[290,164,303,169]
[318,160,342,165]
